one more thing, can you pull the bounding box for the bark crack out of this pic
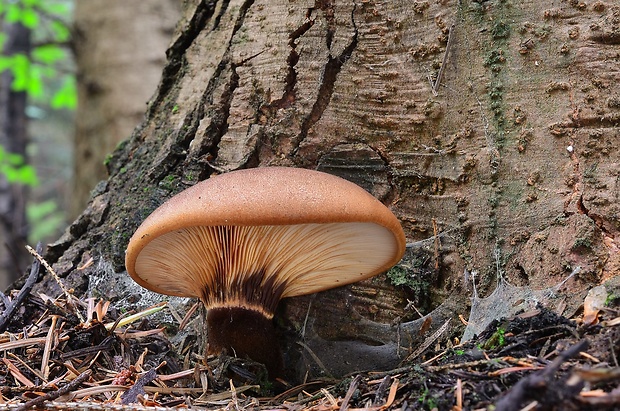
[168,0,222,58]
[265,8,315,112]
[145,0,255,180]
[576,184,618,238]
[318,0,336,50]
[563,147,617,240]
[291,2,359,159]
[212,0,232,32]
[147,0,220,119]
[369,145,398,205]
[205,66,240,165]
[201,0,255,167]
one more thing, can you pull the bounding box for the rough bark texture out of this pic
[30,0,620,378]
[0,22,31,290]
[71,0,181,219]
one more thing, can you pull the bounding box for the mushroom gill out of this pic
[134,222,399,317]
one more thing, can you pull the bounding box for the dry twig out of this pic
[13,369,92,411]
[26,244,85,323]
[0,243,42,332]
[493,340,588,411]
[121,368,158,405]
[404,318,451,362]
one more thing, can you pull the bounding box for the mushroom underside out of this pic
[133,222,399,316]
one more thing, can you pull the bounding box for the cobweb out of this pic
[462,266,581,341]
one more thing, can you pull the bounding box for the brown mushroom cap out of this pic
[125,167,405,316]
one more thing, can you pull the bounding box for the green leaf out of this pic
[0,1,76,114]
[27,199,57,220]
[3,3,39,28]
[10,54,30,92]
[32,45,66,64]
[23,0,42,7]
[27,64,44,98]
[7,152,24,166]
[1,166,16,181]
[5,4,22,24]
[51,75,77,109]
[0,148,38,186]
[50,20,70,42]
[14,164,38,185]
[28,199,65,242]
[20,7,39,28]
[41,2,71,17]
[0,163,38,186]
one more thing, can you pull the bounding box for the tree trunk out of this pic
[31,0,619,378]
[71,0,181,219]
[0,22,31,291]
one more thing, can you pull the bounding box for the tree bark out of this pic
[0,22,31,290]
[30,0,620,377]
[71,0,181,219]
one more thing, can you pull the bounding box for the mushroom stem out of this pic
[206,307,283,378]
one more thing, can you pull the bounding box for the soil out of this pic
[1,281,619,411]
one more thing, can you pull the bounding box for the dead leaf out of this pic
[583,285,607,326]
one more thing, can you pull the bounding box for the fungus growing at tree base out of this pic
[125,167,406,378]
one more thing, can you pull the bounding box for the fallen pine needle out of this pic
[195,385,260,403]
[179,301,200,330]
[340,375,361,411]
[580,389,607,397]
[453,378,463,411]
[59,384,210,402]
[116,327,165,339]
[7,351,46,382]
[383,378,399,409]
[3,358,35,386]
[41,315,59,381]
[489,366,545,376]
[157,365,209,381]
[579,351,601,363]
[520,401,539,411]
[321,388,338,408]
[0,337,48,352]
[104,302,167,331]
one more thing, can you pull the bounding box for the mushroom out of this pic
[125,167,406,377]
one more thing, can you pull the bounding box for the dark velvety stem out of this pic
[206,307,283,379]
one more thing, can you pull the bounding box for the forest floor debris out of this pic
[0,264,619,410]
